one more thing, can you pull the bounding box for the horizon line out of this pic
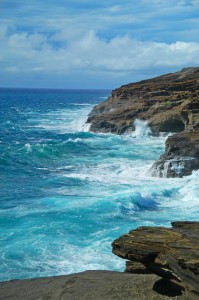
[0,87,112,91]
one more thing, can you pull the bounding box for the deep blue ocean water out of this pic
[0,88,198,282]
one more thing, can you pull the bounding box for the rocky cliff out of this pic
[112,221,199,299]
[86,67,199,177]
[87,67,199,135]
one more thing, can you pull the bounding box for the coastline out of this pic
[1,222,198,299]
[86,67,199,178]
[1,69,199,299]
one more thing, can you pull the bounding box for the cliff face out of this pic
[87,67,199,135]
[87,67,199,177]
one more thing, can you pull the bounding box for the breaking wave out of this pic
[0,88,198,282]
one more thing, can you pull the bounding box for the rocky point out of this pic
[86,67,199,177]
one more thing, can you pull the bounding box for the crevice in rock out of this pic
[153,278,184,297]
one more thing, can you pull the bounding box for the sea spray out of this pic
[133,119,152,137]
[150,156,194,178]
[82,122,91,132]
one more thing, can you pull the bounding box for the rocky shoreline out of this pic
[86,67,199,177]
[1,222,198,300]
[1,69,198,299]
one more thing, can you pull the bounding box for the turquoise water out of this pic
[0,88,198,281]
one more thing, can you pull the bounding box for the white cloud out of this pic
[1,27,199,79]
[0,0,198,87]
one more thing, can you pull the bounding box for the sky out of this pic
[0,0,199,89]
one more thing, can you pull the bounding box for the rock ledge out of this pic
[112,221,199,298]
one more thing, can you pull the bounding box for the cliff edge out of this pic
[86,67,199,177]
[87,67,199,135]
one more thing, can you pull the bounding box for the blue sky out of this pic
[0,0,199,88]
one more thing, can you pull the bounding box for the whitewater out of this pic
[0,88,198,282]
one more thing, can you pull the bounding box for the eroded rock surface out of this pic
[151,131,199,177]
[87,67,199,135]
[112,221,199,298]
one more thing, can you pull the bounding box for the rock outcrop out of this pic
[112,221,199,299]
[0,270,192,300]
[151,132,199,177]
[87,67,199,135]
[86,67,199,177]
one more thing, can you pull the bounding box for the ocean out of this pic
[0,88,198,282]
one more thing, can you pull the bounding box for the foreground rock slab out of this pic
[112,221,199,298]
[0,270,193,300]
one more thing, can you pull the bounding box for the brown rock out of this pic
[86,67,199,176]
[86,67,199,135]
[112,221,199,297]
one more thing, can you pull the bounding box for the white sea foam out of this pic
[152,156,194,178]
[35,167,50,171]
[82,122,91,132]
[26,238,124,276]
[179,171,199,207]
[2,92,199,281]
[132,119,151,137]
[24,143,32,152]
[61,161,146,184]
[170,161,184,175]
[158,171,199,221]
[162,160,171,177]
[73,103,93,106]
[27,105,93,133]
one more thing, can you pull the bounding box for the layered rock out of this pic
[151,132,199,177]
[86,67,199,135]
[112,221,199,298]
[86,67,199,177]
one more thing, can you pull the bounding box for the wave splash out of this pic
[133,119,151,137]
